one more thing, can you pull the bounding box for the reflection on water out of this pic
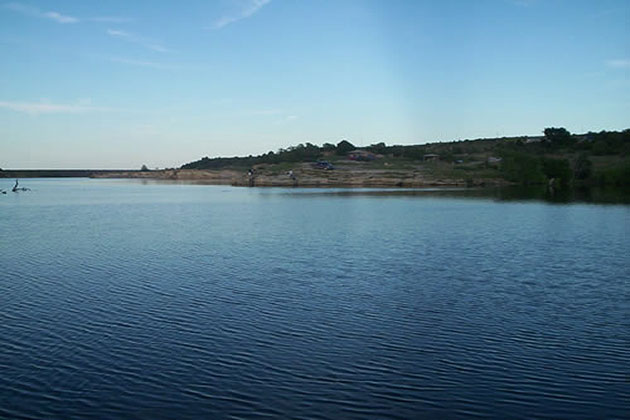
[118,176,630,204]
[272,185,630,205]
[491,185,630,204]
[72,173,630,205]
[0,178,629,419]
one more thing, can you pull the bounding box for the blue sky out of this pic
[0,0,628,169]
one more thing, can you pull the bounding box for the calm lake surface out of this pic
[1,178,628,419]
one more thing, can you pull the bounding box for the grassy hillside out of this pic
[181,128,630,187]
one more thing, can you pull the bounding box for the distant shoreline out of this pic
[0,166,506,188]
[0,169,134,178]
[3,128,628,189]
[89,164,510,188]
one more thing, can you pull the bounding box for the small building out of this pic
[347,150,376,161]
[487,156,502,164]
[423,154,440,161]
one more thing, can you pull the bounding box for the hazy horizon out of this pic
[1,0,629,169]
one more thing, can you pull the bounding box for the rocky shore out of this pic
[91,162,510,188]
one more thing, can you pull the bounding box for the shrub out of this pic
[499,151,546,185]
[541,157,572,186]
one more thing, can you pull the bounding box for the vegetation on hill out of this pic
[181,128,630,187]
[494,129,630,186]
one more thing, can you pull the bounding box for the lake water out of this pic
[1,178,628,419]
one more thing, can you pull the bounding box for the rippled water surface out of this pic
[1,179,629,419]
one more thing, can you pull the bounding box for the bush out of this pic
[499,151,546,185]
[322,143,336,152]
[541,157,572,186]
[574,153,592,181]
[543,127,573,147]
[336,140,355,155]
[595,162,630,186]
[367,142,387,154]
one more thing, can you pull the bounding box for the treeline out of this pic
[180,128,630,186]
[181,140,357,169]
[181,137,503,169]
[181,136,503,170]
[495,128,630,187]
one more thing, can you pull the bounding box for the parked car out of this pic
[313,160,335,170]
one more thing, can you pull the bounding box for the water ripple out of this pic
[1,180,629,419]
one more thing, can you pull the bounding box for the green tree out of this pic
[541,157,572,187]
[573,153,592,181]
[336,139,355,155]
[543,127,573,146]
[402,146,425,160]
[368,142,387,154]
[500,151,546,185]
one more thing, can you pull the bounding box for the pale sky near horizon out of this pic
[1,0,629,169]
